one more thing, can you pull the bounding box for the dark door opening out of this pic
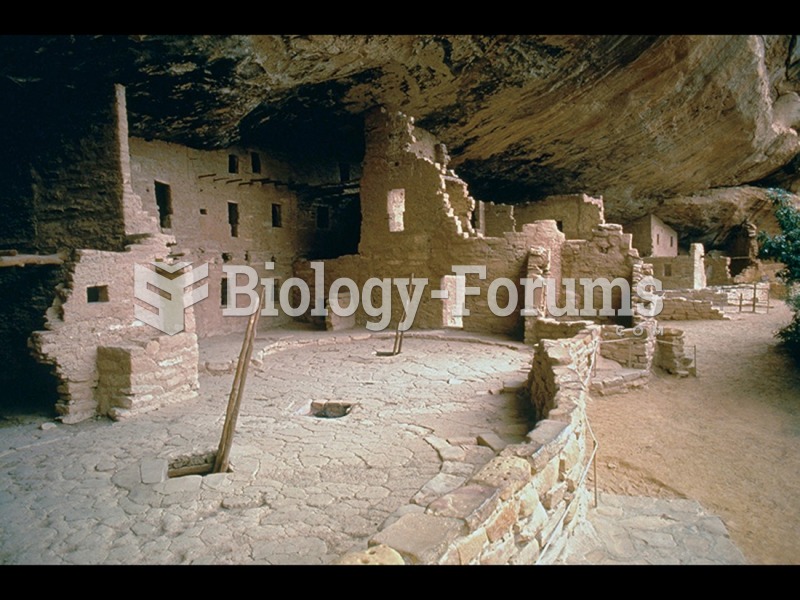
[228,202,239,237]
[0,265,62,418]
[155,181,172,229]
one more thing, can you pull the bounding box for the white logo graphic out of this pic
[134,262,209,335]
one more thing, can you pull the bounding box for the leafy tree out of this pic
[758,188,800,357]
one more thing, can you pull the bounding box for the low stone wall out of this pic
[96,331,199,420]
[339,326,599,565]
[598,322,656,370]
[525,317,595,345]
[660,289,728,320]
[654,327,695,376]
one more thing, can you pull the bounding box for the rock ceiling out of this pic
[2,34,798,242]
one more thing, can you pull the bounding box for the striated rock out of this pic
[1,35,798,227]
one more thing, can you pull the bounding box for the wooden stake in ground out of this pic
[213,288,264,474]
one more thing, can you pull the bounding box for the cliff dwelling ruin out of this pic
[1,35,799,566]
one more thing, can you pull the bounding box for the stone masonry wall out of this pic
[644,243,706,289]
[598,322,657,370]
[480,201,515,237]
[28,85,200,423]
[30,238,200,423]
[129,138,303,337]
[298,108,568,337]
[560,224,641,324]
[660,288,728,320]
[26,83,128,253]
[654,327,695,375]
[513,194,605,240]
[341,326,599,565]
[705,255,734,286]
[626,214,678,258]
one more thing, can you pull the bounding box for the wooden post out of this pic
[213,287,264,474]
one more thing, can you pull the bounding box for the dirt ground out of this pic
[586,301,800,565]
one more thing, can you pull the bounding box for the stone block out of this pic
[470,456,531,500]
[426,484,500,531]
[542,480,568,510]
[454,528,489,565]
[511,539,540,565]
[527,419,571,453]
[477,432,507,453]
[485,501,519,542]
[559,435,583,477]
[517,483,541,518]
[412,473,467,507]
[479,536,516,565]
[531,458,560,497]
[369,513,465,565]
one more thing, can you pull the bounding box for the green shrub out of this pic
[758,188,800,358]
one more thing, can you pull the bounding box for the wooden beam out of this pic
[0,253,64,268]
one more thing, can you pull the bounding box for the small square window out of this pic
[228,154,239,174]
[200,208,208,215]
[87,285,109,303]
[272,204,283,228]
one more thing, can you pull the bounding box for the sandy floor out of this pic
[586,301,800,564]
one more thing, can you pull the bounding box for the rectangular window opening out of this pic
[670,236,674,248]
[387,188,405,232]
[87,285,109,303]
[199,208,208,215]
[228,154,239,174]
[657,233,661,245]
[251,152,261,174]
[316,206,330,230]
[664,264,672,277]
[154,181,172,229]
[228,202,239,238]
[221,277,228,308]
[272,203,283,228]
